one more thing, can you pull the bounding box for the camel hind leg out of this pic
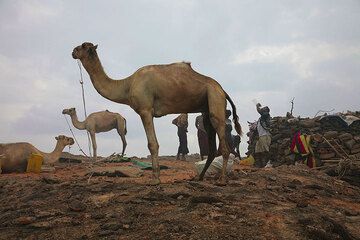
[89,131,97,159]
[207,91,230,185]
[116,117,127,156]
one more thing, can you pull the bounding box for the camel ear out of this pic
[89,45,97,55]
[82,43,86,48]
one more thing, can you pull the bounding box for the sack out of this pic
[194,155,234,177]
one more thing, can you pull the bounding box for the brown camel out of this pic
[72,42,242,185]
[0,135,74,173]
[62,108,127,158]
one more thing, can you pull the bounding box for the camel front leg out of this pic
[140,112,160,185]
[89,131,97,160]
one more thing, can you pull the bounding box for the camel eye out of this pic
[82,43,86,48]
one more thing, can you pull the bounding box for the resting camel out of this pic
[0,135,74,173]
[62,108,127,158]
[72,42,242,185]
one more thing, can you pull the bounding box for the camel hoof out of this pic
[191,175,203,181]
[149,178,161,186]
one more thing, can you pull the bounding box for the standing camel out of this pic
[0,135,74,173]
[62,108,127,158]
[72,42,242,185]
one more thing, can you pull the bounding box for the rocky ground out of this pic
[0,155,359,240]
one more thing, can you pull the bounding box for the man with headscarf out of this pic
[172,114,189,160]
[254,103,271,167]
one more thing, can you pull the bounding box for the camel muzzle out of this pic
[72,51,77,59]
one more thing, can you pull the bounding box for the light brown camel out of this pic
[72,42,242,185]
[62,108,127,158]
[0,135,74,173]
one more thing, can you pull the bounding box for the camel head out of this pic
[62,108,76,116]
[55,135,75,147]
[72,42,98,60]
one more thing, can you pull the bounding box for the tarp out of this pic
[131,160,169,170]
[319,113,360,128]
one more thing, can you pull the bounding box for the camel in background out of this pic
[62,108,127,158]
[72,42,242,185]
[0,135,74,173]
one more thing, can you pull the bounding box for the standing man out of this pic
[225,110,241,158]
[172,114,189,160]
[225,110,234,153]
[195,113,208,160]
[254,103,271,167]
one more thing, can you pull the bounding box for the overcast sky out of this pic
[1,0,359,158]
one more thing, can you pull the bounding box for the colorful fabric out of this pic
[290,131,316,168]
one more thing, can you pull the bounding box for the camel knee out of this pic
[218,138,230,156]
[209,113,220,128]
[147,141,159,155]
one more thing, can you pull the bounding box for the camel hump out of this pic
[170,61,192,69]
[182,61,191,66]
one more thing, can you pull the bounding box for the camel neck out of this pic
[40,141,66,164]
[81,56,130,105]
[70,113,86,130]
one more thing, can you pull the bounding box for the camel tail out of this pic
[225,91,242,136]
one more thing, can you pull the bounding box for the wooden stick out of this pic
[333,140,352,159]
[313,164,337,170]
[322,159,360,163]
[322,160,342,163]
[322,137,346,159]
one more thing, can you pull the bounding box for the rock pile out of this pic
[246,111,360,168]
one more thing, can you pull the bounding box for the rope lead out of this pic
[77,60,92,157]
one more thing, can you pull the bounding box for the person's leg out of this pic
[262,151,270,167]
[254,139,263,168]
[254,152,263,168]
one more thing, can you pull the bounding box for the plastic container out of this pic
[239,155,255,166]
[26,153,44,173]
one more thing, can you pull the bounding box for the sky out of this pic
[0,0,359,158]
